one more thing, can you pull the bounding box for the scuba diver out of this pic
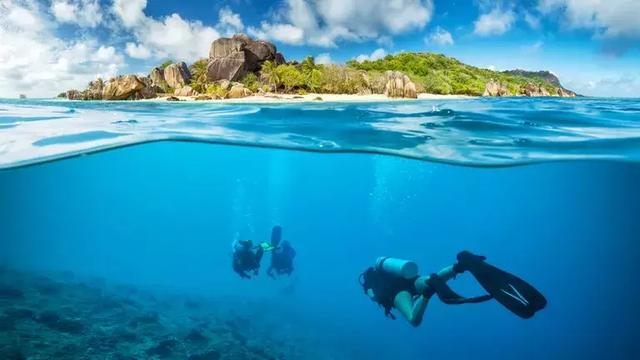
[266,226,296,279]
[231,239,275,279]
[359,251,547,326]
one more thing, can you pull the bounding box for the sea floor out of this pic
[0,267,340,360]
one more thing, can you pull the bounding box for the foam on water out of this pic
[0,97,639,168]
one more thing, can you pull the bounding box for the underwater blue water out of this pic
[1,98,640,358]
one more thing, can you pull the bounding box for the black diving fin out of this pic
[456,251,547,319]
[425,273,493,305]
[271,226,282,247]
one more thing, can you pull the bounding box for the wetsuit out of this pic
[232,246,264,279]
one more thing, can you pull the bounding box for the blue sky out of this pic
[1,0,639,97]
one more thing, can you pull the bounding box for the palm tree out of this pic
[260,60,279,92]
[189,58,208,93]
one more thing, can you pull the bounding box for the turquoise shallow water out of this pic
[1,98,639,359]
[1,97,639,168]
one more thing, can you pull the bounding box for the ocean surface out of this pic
[1,97,639,359]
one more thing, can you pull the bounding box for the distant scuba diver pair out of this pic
[360,251,547,326]
[232,226,296,279]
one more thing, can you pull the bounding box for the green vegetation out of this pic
[185,55,381,95]
[254,58,371,94]
[174,52,566,98]
[189,58,209,93]
[260,60,280,89]
[205,84,228,98]
[239,73,260,92]
[347,52,561,96]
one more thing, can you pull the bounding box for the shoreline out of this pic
[142,93,475,103]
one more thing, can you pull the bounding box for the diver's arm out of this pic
[367,289,375,299]
[394,291,429,327]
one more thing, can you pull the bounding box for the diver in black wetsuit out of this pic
[231,240,265,279]
[359,251,547,327]
[263,226,296,278]
[267,240,296,278]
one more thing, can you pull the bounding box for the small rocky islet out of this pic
[59,33,576,102]
[0,267,330,359]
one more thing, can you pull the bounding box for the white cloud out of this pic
[5,1,44,31]
[125,42,152,59]
[248,22,305,45]
[474,8,515,36]
[92,45,122,63]
[538,0,640,38]
[112,0,147,28]
[112,0,220,62]
[315,53,333,65]
[218,7,244,36]
[248,0,434,47]
[426,27,454,45]
[0,1,124,97]
[355,48,387,63]
[51,0,102,28]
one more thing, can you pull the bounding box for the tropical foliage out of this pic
[176,52,563,97]
[347,52,559,96]
[255,58,370,94]
[189,58,209,93]
[240,73,260,92]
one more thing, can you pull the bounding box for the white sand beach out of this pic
[146,93,474,103]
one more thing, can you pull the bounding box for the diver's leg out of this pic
[414,265,457,295]
[394,291,429,327]
[255,247,264,264]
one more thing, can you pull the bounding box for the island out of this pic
[59,33,577,102]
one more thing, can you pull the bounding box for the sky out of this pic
[0,0,639,98]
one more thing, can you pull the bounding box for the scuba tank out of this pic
[375,257,419,279]
[271,226,282,247]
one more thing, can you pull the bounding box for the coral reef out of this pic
[0,269,323,359]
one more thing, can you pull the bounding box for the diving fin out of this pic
[271,226,282,247]
[456,251,547,319]
[425,273,492,305]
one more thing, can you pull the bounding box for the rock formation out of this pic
[149,67,167,89]
[207,34,284,82]
[174,86,197,97]
[384,71,417,98]
[483,80,510,96]
[557,88,577,97]
[84,79,105,99]
[163,62,191,89]
[226,84,253,98]
[522,83,550,97]
[66,90,82,100]
[64,79,105,100]
[102,75,157,100]
[102,75,144,100]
